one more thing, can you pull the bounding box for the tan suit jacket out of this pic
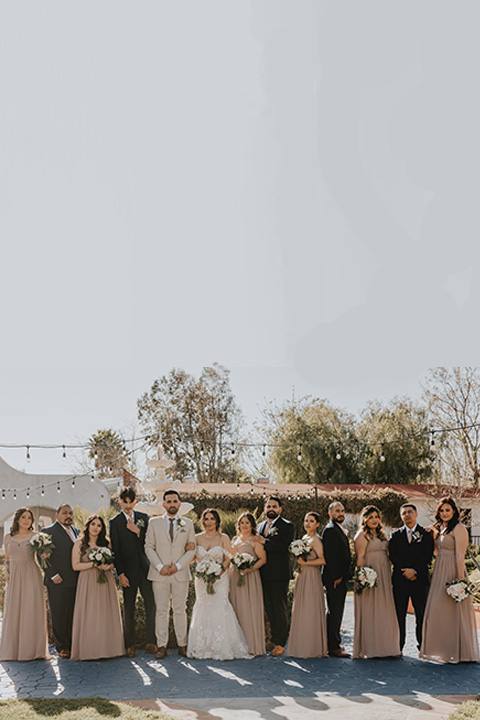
[145,515,196,583]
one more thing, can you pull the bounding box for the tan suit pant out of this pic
[152,578,189,647]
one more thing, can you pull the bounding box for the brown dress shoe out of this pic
[126,646,136,658]
[266,641,275,651]
[58,649,70,659]
[144,644,158,654]
[177,646,187,657]
[329,649,351,658]
[155,646,167,659]
[271,645,285,656]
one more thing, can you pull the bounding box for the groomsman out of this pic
[145,489,196,659]
[257,496,295,656]
[389,503,434,652]
[43,504,79,658]
[322,502,352,657]
[109,487,157,658]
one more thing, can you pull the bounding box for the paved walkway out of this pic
[0,599,478,719]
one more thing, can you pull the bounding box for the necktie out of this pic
[407,529,412,543]
[169,518,175,542]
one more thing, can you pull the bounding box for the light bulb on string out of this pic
[90,474,95,483]
[297,444,302,462]
[94,449,98,460]
[231,443,236,456]
[62,445,67,460]
[71,478,76,489]
[13,490,17,500]
[26,446,31,463]
[26,488,30,499]
[1,490,5,500]
[336,448,342,460]
[430,430,435,447]
[380,447,386,462]
[41,486,45,497]
[57,482,61,493]
[262,444,266,457]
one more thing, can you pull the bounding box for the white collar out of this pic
[122,511,135,521]
[404,524,417,534]
[165,513,178,522]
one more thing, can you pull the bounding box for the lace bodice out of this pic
[196,544,231,561]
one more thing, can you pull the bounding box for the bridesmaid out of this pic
[287,511,328,658]
[420,496,479,663]
[70,515,124,661]
[0,507,49,661]
[229,512,267,656]
[353,505,400,659]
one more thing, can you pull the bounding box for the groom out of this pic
[389,503,434,652]
[322,501,352,658]
[257,496,295,656]
[145,489,196,659]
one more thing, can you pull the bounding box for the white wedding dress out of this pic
[187,545,250,660]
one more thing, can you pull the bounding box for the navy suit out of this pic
[321,520,352,653]
[43,521,79,653]
[257,516,295,647]
[389,525,434,649]
[109,510,155,648]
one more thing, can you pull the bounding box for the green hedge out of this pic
[180,486,409,536]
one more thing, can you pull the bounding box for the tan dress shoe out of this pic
[266,641,275,651]
[329,649,351,658]
[125,646,136,658]
[144,644,158,654]
[58,649,70,659]
[155,646,167,659]
[177,646,187,657]
[271,645,285,656]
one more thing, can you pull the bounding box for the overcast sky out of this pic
[1,1,477,476]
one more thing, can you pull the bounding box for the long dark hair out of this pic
[201,508,221,531]
[79,514,109,557]
[10,507,34,536]
[434,496,460,535]
[236,512,257,536]
[359,505,387,542]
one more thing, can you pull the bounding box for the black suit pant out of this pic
[122,574,156,648]
[262,579,290,647]
[47,584,77,652]
[393,577,429,650]
[324,577,347,652]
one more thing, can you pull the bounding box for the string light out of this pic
[297,444,302,462]
[26,446,31,463]
[262,444,266,457]
[26,488,30,499]
[71,478,76,489]
[431,430,435,447]
[336,448,342,460]
[62,445,67,459]
[1,490,5,500]
[41,486,45,497]
[57,482,61,493]
[231,443,236,456]
[380,447,386,462]
[13,490,17,500]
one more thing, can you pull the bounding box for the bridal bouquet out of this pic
[29,532,55,569]
[353,565,378,594]
[194,556,224,595]
[88,546,115,584]
[289,538,311,572]
[231,552,256,586]
[446,578,474,603]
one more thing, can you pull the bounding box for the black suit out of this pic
[257,515,295,647]
[43,521,79,653]
[388,524,434,649]
[321,520,352,653]
[109,511,156,648]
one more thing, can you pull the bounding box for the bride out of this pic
[187,508,250,660]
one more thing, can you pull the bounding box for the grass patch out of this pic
[0,699,174,720]
[449,698,480,720]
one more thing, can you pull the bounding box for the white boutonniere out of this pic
[177,518,186,531]
[135,518,145,529]
[411,530,422,543]
[268,527,278,537]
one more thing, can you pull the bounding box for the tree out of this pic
[422,367,480,487]
[357,397,436,485]
[137,363,243,483]
[87,429,127,479]
[260,397,363,484]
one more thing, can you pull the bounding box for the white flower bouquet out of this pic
[194,556,224,595]
[231,552,256,586]
[289,538,311,572]
[29,532,55,569]
[353,565,378,594]
[446,578,473,603]
[88,546,115,584]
